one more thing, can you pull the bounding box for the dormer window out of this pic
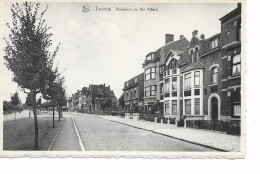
[134,78,137,83]
[146,54,154,61]
[210,38,219,49]
[126,82,129,87]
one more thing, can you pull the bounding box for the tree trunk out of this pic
[32,91,38,150]
[58,106,61,121]
[14,106,16,121]
[61,106,63,118]
[52,102,55,128]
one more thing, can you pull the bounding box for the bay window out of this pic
[172,77,177,90]
[145,85,157,97]
[194,71,200,86]
[184,73,191,88]
[185,99,191,115]
[145,67,156,80]
[172,100,177,115]
[164,78,170,92]
[165,102,170,114]
[195,98,200,115]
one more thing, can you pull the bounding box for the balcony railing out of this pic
[163,68,179,77]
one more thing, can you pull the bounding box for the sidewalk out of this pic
[48,117,81,151]
[98,115,240,152]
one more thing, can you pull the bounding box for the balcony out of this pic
[163,68,180,77]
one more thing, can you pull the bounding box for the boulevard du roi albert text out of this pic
[94,6,159,12]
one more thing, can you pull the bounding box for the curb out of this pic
[97,116,228,152]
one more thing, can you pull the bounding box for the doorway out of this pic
[211,97,218,120]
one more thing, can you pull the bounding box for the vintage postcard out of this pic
[0,0,246,158]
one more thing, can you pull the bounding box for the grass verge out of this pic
[3,117,63,151]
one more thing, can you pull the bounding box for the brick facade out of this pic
[123,73,144,112]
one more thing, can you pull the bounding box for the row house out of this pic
[138,4,241,121]
[123,73,144,112]
[220,4,241,120]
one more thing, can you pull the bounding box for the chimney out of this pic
[165,34,174,45]
[238,3,241,9]
[200,34,205,40]
[192,30,198,37]
[180,35,184,39]
[103,83,105,87]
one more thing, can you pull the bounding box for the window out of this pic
[234,102,241,116]
[232,54,241,76]
[159,83,164,94]
[126,93,128,100]
[194,89,200,95]
[195,98,200,115]
[145,87,150,97]
[145,85,157,97]
[165,102,170,114]
[159,65,164,73]
[194,71,200,86]
[134,89,137,98]
[195,47,199,62]
[210,39,219,49]
[212,67,218,84]
[184,90,191,97]
[185,99,191,115]
[172,77,177,90]
[126,82,129,87]
[147,54,154,61]
[134,78,137,83]
[164,78,170,92]
[184,73,191,87]
[190,50,194,63]
[150,85,157,96]
[130,91,132,99]
[172,100,177,115]
[145,67,156,80]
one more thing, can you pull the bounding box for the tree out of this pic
[4,2,60,149]
[37,97,42,114]
[119,94,125,110]
[11,92,20,120]
[25,92,33,118]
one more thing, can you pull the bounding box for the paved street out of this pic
[49,112,216,151]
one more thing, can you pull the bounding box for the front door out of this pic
[211,97,218,120]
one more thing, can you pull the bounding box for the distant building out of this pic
[122,73,144,112]
[69,84,118,112]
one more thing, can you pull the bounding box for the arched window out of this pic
[195,47,199,62]
[190,50,193,64]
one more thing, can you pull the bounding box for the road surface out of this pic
[49,112,216,151]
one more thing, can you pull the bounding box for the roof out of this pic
[143,48,161,66]
[123,72,144,91]
[219,4,241,23]
[200,34,221,56]
[182,61,204,73]
[160,37,190,65]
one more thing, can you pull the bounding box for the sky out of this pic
[2,2,237,103]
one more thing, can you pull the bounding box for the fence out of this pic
[185,120,240,135]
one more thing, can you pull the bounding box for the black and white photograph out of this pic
[1,0,245,158]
